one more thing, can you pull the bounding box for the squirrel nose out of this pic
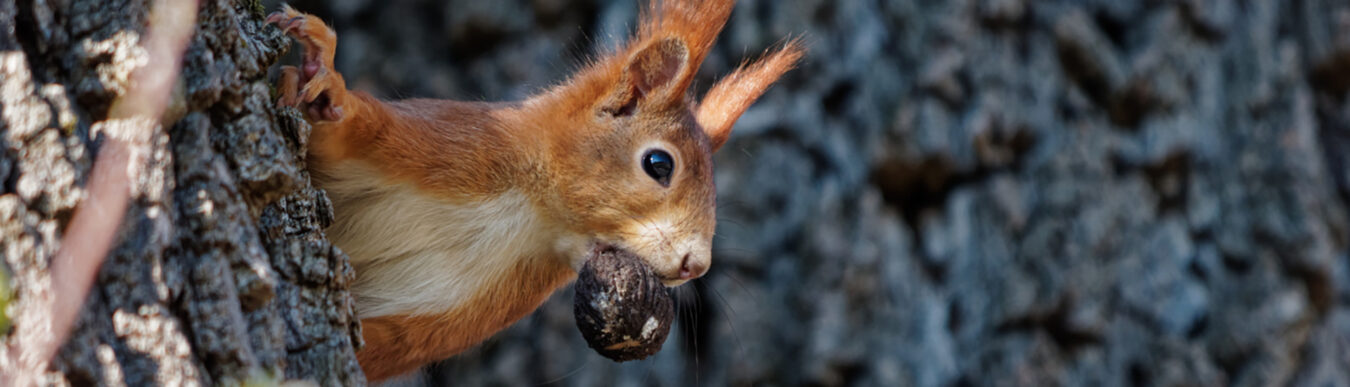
[678,253,708,280]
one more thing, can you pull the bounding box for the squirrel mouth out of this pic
[586,242,685,287]
[658,276,688,288]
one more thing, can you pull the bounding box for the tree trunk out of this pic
[1,0,362,385]
[6,0,1350,386]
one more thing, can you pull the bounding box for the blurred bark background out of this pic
[4,0,1350,386]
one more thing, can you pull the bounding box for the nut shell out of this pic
[573,246,675,361]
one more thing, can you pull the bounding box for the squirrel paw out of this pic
[268,5,345,122]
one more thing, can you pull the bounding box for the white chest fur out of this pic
[319,162,558,318]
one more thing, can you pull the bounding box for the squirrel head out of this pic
[526,0,802,286]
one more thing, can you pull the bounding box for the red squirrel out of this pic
[267,0,801,381]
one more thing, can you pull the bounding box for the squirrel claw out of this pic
[277,65,302,108]
[266,8,310,38]
[264,6,300,29]
[264,12,285,26]
[269,5,345,122]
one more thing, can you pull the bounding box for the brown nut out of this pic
[573,245,675,361]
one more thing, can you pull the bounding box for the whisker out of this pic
[692,281,704,386]
[536,350,592,386]
[706,283,746,357]
[712,247,759,256]
[719,270,763,306]
[673,285,701,386]
[714,197,756,212]
[641,359,656,385]
[615,207,664,240]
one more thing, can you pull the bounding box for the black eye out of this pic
[642,149,675,186]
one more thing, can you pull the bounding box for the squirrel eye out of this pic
[642,149,675,186]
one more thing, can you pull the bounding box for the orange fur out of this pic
[358,257,574,380]
[309,94,533,200]
[269,0,803,381]
[698,41,805,150]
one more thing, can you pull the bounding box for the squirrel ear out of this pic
[604,38,690,117]
[697,41,804,151]
[630,38,689,97]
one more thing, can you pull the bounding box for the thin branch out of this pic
[0,0,197,384]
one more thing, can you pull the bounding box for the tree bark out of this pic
[6,0,1350,386]
[1,0,362,385]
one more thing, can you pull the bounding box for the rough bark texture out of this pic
[278,0,1350,386]
[5,0,1350,386]
[1,0,362,385]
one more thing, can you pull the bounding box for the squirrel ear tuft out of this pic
[603,38,690,117]
[697,40,804,151]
